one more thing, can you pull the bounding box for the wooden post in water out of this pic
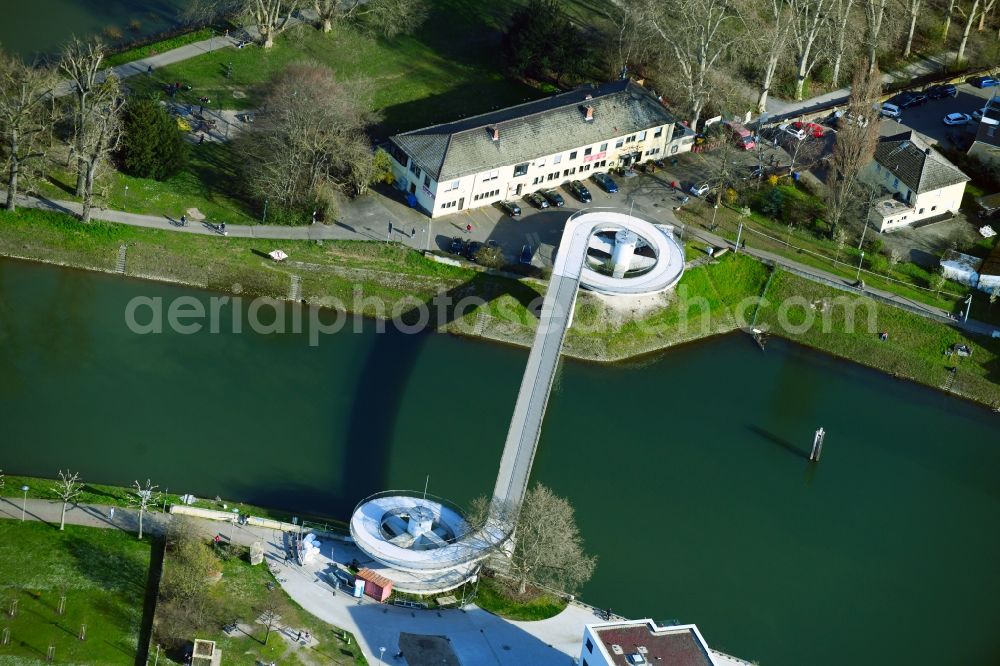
[809,428,825,462]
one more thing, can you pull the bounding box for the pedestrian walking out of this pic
[180,214,187,226]
[199,133,205,144]
[311,210,317,225]
[465,223,472,234]
[410,227,415,238]
[296,631,302,641]
[109,507,115,521]
[146,65,153,76]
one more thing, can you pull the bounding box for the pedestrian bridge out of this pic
[350,208,685,591]
[491,209,685,517]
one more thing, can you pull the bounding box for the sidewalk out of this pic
[0,498,604,665]
[765,49,960,121]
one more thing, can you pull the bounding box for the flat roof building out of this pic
[386,80,693,217]
[580,619,751,666]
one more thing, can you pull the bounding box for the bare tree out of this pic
[0,53,56,211]
[649,0,738,128]
[59,37,105,197]
[956,0,983,62]
[129,479,160,540]
[75,76,124,223]
[978,0,996,29]
[259,604,280,645]
[862,0,895,73]
[313,0,426,37]
[744,0,793,113]
[789,0,831,100]
[242,0,299,48]
[825,59,881,237]
[902,0,923,57]
[472,484,596,596]
[609,0,658,80]
[942,0,959,38]
[827,0,858,87]
[53,469,83,530]
[238,62,378,210]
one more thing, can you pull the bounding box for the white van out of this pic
[880,102,901,119]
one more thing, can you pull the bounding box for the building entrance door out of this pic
[409,183,416,194]
[515,183,523,195]
[458,197,465,210]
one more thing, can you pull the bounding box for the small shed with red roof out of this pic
[355,568,393,602]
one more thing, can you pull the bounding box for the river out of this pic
[3,0,190,60]
[0,256,997,665]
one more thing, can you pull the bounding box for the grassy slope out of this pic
[756,271,1000,406]
[474,575,568,621]
[157,546,365,665]
[0,521,151,664]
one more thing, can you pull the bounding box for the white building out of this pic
[579,619,751,666]
[385,80,693,217]
[967,95,1000,169]
[861,131,969,232]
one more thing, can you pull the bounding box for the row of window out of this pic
[473,189,500,201]
[440,200,459,210]
[495,128,665,181]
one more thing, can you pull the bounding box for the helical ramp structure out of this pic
[350,208,685,593]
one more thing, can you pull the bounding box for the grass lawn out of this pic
[129,0,545,137]
[156,544,366,665]
[676,198,972,314]
[473,575,567,621]
[0,521,152,665]
[756,271,1000,406]
[105,27,217,67]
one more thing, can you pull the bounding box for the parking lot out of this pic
[879,81,998,149]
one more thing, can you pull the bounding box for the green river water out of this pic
[3,0,190,60]
[0,257,997,665]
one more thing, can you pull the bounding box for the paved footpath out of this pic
[0,498,606,665]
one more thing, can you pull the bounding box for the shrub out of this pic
[118,98,188,181]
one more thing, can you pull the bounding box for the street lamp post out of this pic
[20,485,29,521]
[229,508,239,542]
[963,294,973,322]
[123,184,128,211]
[379,646,386,664]
[262,197,268,224]
[856,250,865,283]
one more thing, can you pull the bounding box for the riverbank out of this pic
[1,207,998,407]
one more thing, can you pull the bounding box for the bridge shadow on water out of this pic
[228,266,545,519]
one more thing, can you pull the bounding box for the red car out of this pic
[792,121,825,138]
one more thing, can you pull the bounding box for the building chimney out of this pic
[490,126,499,141]
[584,105,594,121]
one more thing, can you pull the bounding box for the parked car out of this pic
[540,188,564,207]
[723,120,756,150]
[519,244,533,265]
[879,102,902,118]
[497,200,521,217]
[689,182,711,197]
[568,180,592,203]
[449,236,465,255]
[891,91,927,108]
[524,192,549,209]
[972,106,988,120]
[970,76,998,88]
[926,84,958,99]
[832,110,870,128]
[791,121,825,138]
[464,241,483,261]
[943,112,972,125]
[592,171,619,193]
[778,123,806,140]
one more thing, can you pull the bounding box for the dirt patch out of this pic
[398,633,460,666]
